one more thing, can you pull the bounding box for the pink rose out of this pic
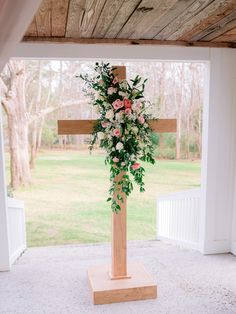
[137,102,142,108]
[138,116,145,124]
[131,162,140,170]
[125,108,132,115]
[108,87,117,95]
[124,98,132,109]
[114,129,121,137]
[101,121,108,128]
[113,77,119,84]
[112,99,124,110]
[113,157,119,163]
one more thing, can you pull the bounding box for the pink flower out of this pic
[138,116,145,124]
[114,129,121,137]
[112,99,124,110]
[125,108,132,115]
[113,157,119,163]
[124,98,132,109]
[108,87,117,95]
[131,162,140,170]
[113,77,119,84]
[101,121,109,128]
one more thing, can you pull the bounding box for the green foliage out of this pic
[41,125,57,147]
[80,62,156,212]
[7,186,14,198]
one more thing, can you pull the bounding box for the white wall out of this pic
[200,49,236,254]
[0,0,41,271]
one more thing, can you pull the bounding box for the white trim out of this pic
[0,107,10,271]
[0,0,42,72]
[13,43,211,62]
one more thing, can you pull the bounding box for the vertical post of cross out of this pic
[110,66,130,279]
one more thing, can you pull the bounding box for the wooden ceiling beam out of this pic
[179,1,236,41]
[213,27,236,43]
[154,0,213,40]
[22,36,236,48]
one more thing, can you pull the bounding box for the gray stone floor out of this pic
[0,241,236,314]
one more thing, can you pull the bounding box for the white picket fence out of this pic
[7,197,26,265]
[157,189,201,250]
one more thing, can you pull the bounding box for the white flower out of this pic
[116,142,124,151]
[97,132,105,140]
[119,91,128,98]
[132,126,139,134]
[105,109,114,120]
[112,147,115,152]
[108,87,117,95]
[121,162,126,166]
[120,80,127,88]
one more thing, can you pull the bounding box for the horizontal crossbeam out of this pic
[58,119,177,135]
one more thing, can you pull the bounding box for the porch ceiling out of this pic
[23,0,236,48]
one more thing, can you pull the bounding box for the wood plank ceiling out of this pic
[23,0,236,48]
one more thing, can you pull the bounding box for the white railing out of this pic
[7,197,26,265]
[157,189,201,250]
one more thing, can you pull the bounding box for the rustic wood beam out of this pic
[58,119,177,135]
[22,36,236,48]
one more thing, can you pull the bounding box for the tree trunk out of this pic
[8,114,31,189]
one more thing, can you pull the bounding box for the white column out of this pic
[0,107,10,270]
[200,48,236,254]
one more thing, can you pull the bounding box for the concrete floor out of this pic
[0,241,236,314]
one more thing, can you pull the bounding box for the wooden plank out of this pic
[111,171,128,279]
[35,0,51,37]
[66,0,106,38]
[149,119,177,133]
[112,66,126,81]
[117,0,162,39]
[138,0,196,40]
[104,0,141,38]
[25,18,38,37]
[199,11,236,41]
[88,263,157,304]
[213,27,236,42]
[22,36,236,48]
[58,119,177,135]
[154,0,213,40]
[129,0,182,40]
[166,0,235,40]
[51,0,70,37]
[92,0,124,38]
[179,1,236,41]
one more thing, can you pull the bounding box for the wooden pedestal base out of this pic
[88,263,157,305]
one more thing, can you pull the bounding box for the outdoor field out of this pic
[10,150,201,247]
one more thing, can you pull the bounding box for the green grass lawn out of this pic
[10,149,201,247]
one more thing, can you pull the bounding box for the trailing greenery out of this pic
[80,63,155,213]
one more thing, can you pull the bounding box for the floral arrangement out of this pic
[80,63,155,213]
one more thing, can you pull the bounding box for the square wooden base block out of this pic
[88,263,157,305]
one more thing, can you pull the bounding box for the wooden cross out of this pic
[58,66,177,304]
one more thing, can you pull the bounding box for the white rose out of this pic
[116,142,124,151]
[119,91,128,97]
[133,126,139,134]
[105,109,114,120]
[97,132,105,140]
